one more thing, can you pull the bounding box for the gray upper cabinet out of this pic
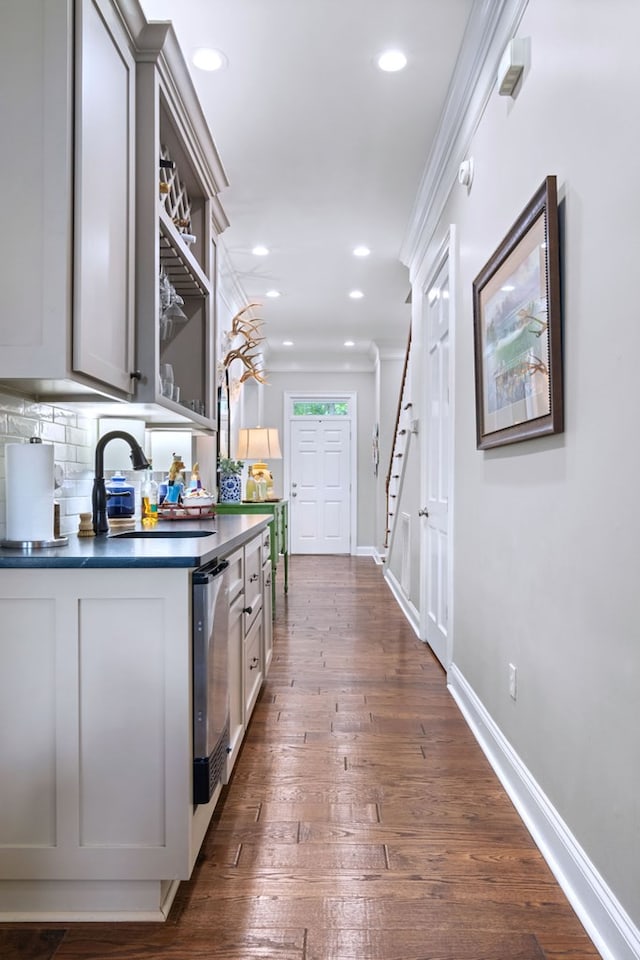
[74,0,136,394]
[132,20,229,427]
[0,0,228,428]
[0,0,137,401]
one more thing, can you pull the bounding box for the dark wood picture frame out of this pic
[472,175,563,450]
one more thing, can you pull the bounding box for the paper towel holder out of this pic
[1,437,69,550]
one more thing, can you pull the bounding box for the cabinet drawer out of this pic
[244,534,262,630]
[244,614,263,719]
[262,527,271,564]
[245,535,262,585]
[243,590,262,634]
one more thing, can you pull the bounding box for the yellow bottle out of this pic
[141,467,158,525]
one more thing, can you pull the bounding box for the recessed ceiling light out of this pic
[377,49,407,73]
[282,340,294,347]
[344,340,355,347]
[252,245,269,256]
[353,245,371,257]
[501,284,515,292]
[266,289,281,298]
[192,47,227,72]
[349,290,364,299]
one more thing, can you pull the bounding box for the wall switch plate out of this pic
[509,663,518,700]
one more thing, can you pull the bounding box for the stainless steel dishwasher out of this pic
[192,557,230,805]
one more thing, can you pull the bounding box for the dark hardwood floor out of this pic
[1,556,600,959]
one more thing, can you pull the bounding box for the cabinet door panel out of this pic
[262,559,273,674]
[226,593,245,777]
[0,1,72,375]
[0,599,57,845]
[73,0,135,393]
[243,615,263,720]
[78,598,166,847]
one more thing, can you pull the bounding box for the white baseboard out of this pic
[354,545,376,557]
[448,664,640,960]
[383,567,420,638]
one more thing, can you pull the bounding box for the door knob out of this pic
[291,491,297,497]
[291,482,298,488]
[418,507,429,517]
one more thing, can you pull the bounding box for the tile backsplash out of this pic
[0,389,97,540]
[0,389,218,542]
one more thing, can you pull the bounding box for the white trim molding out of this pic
[448,664,640,960]
[383,567,420,639]
[355,545,376,558]
[401,0,530,272]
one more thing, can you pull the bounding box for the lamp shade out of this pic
[235,427,282,461]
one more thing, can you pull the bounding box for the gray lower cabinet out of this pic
[0,527,269,921]
[226,528,271,779]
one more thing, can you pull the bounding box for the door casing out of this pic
[419,228,456,671]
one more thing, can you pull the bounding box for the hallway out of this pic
[3,557,600,959]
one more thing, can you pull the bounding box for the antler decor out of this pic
[219,303,267,385]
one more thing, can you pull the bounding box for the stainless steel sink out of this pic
[110,529,214,539]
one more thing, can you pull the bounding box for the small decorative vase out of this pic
[219,473,242,503]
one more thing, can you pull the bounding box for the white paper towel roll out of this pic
[5,441,55,542]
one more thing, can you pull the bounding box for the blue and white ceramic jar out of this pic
[106,473,135,518]
[219,473,242,503]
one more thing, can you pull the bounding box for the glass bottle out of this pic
[141,466,158,525]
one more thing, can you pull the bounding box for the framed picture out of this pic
[472,175,563,450]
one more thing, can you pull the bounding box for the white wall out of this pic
[411,0,640,933]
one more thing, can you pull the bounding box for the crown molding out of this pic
[401,0,529,272]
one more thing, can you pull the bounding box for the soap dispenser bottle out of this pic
[165,453,185,505]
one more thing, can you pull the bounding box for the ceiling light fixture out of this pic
[349,290,364,299]
[266,290,281,298]
[353,245,371,257]
[252,245,269,256]
[282,340,294,347]
[192,47,227,72]
[377,49,407,73]
[344,340,355,347]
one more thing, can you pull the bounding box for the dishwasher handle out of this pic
[193,558,229,584]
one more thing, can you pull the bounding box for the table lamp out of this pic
[235,427,282,501]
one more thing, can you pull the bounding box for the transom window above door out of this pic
[291,399,350,417]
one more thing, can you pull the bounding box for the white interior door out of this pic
[289,419,351,554]
[420,251,452,668]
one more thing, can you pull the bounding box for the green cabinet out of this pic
[215,501,288,613]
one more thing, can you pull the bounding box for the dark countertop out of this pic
[0,514,272,569]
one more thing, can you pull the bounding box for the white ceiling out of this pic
[140,0,474,372]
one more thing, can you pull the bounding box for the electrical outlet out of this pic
[508,663,517,700]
